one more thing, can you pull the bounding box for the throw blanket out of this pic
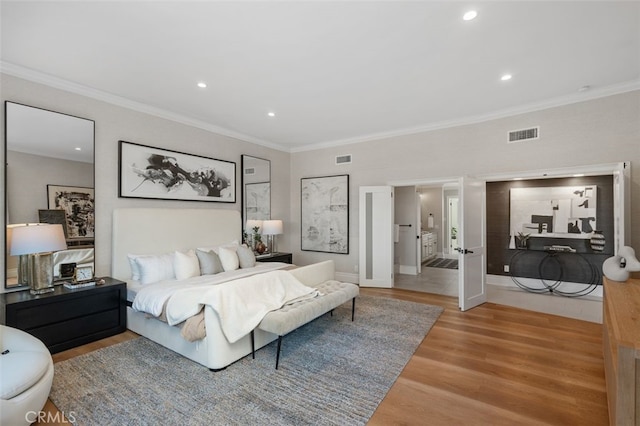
[166,270,318,343]
[132,263,288,317]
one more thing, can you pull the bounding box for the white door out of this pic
[458,176,487,311]
[416,192,422,274]
[359,186,394,287]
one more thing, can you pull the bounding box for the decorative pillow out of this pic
[196,249,224,275]
[218,246,240,272]
[127,254,142,281]
[237,245,256,269]
[134,253,175,285]
[197,240,240,255]
[174,250,200,280]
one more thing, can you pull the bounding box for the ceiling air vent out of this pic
[508,126,539,143]
[335,154,352,165]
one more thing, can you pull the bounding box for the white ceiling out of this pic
[2,1,639,153]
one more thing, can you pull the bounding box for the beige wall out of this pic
[2,72,638,289]
[1,73,290,290]
[7,150,94,224]
[290,90,640,275]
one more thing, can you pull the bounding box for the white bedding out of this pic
[167,270,318,343]
[132,262,289,314]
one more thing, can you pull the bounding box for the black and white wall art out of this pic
[510,185,597,238]
[301,174,349,254]
[119,140,235,203]
[46,185,95,239]
[245,182,271,220]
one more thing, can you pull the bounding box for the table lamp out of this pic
[6,223,39,285]
[10,223,67,294]
[262,220,283,254]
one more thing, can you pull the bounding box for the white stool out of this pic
[0,325,54,426]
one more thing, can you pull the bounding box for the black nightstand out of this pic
[0,277,126,353]
[256,252,293,264]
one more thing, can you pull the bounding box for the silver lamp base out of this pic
[28,252,55,295]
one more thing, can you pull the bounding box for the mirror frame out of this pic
[4,101,96,290]
[240,154,271,237]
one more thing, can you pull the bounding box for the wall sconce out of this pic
[261,220,283,254]
[9,224,67,294]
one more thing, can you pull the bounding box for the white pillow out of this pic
[218,246,240,272]
[197,240,240,255]
[174,250,200,280]
[127,254,142,281]
[134,253,175,285]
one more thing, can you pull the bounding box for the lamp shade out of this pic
[246,219,263,232]
[262,220,283,235]
[9,224,67,256]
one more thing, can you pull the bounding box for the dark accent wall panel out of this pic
[486,175,614,284]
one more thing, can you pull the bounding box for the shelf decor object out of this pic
[9,224,67,294]
[590,230,606,252]
[602,246,640,282]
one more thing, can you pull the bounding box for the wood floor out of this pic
[39,288,608,425]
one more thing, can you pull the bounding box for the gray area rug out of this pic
[424,257,459,269]
[50,295,443,425]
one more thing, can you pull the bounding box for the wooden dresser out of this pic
[603,277,640,425]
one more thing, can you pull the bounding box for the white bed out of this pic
[111,208,282,370]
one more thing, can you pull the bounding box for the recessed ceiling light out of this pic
[267,112,275,117]
[573,174,585,177]
[463,10,477,21]
[513,177,523,181]
[197,82,207,88]
[75,147,82,151]
[501,74,512,81]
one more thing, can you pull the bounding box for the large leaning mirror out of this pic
[5,102,95,289]
[241,155,271,235]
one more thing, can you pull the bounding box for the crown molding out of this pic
[3,61,638,155]
[291,79,640,153]
[0,61,289,152]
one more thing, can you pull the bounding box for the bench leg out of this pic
[352,297,356,321]
[250,330,255,359]
[275,335,283,369]
[330,309,333,316]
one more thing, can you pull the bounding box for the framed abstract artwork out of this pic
[301,174,349,254]
[510,185,597,239]
[245,182,271,220]
[46,185,95,239]
[118,140,236,203]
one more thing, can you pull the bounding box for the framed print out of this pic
[301,174,349,254]
[510,185,597,239]
[245,182,271,220]
[47,185,95,239]
[118,140,236,203]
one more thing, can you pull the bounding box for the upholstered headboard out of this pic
[112,208,241,281]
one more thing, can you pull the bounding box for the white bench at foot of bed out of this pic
[252,261,360,369]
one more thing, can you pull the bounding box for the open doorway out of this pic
[394,183,460,297]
